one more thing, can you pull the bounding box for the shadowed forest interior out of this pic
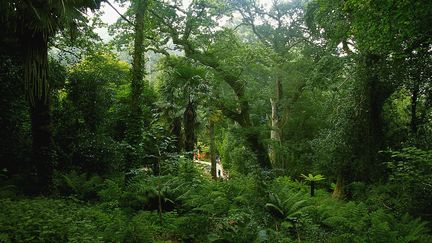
[1,0,431,242]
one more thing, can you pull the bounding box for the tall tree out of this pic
[149,0,272,168]
[109,0,158,169]
[127,0,149,147]
[307,0,432,196]
[233,0,309,166]
[1,0,101,192]
[156,56,210,155]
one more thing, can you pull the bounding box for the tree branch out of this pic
[50,43,81,59]
[280,82,306,128]
[104,0,133,26]
[217,101,242,124]
[149,8,178,35]
[145,47,170,56]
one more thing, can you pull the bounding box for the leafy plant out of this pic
[53,171,104,201]
[265,191,311,231]
[385,147,432,218]
[301,173,325,196]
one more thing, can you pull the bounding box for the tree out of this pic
[307,0,432,196]
[301,173,325,197]
[55,51,130,173]
[0,0,101,192]
[156,56,210,156]
[149,0,272,168]
[67,52,130,134]
[127,0,150,148]
[232,0,309,166]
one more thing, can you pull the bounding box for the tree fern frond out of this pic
[265,202,285,219]
[397,213,429,242]
[29,3,41,20]
[287,199,309,215]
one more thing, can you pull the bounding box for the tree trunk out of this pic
[247,132,271,169]
[410,83,419,135]
[310,181,315,197]
[269,79,282,166]
[126,0,148,171]
[127,0,147,146]
[350,53,389,182]
[30,99,54,192]
[236,95,271,169]
[170,116,183,152]
[184,101,196,158]
[209,120,217,179]
[362,53,388,180]
[332,174,344,199]
[24,31,54,193]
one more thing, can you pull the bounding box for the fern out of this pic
[265,191,311,222]
[396,213,430,242]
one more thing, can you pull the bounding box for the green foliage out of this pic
[53,171,105,201]
[301,173,325,182]
[125,211,179,242]
[1,0,432,242]
[0,55,31,178]
[66,52,129,132]
[265,191,311,223]
[307,197,432,243]
[385,147,432,218]
[0,198,127,242]
[218,127,259,175]
[54,52,130,173]
[2,171,432,242]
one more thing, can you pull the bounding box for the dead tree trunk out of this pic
[269,79,282,166]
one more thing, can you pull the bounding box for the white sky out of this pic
[94,1,128,41]
[99,1,128,25]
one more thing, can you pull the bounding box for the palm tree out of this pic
[1,0,101,192]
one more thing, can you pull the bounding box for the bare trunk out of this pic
[247,132,271,169]
[410,83,419,135]
[184,101,196,158]
[209,121,216,179]
[332,174,344,199]
[269,98,281,164]
[269,79,282,166]
[310,181,315,197]
[361,53,387,180]
[170,117,183,152]
[24,32,54,193]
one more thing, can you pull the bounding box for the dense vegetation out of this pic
[1,0,431,242]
